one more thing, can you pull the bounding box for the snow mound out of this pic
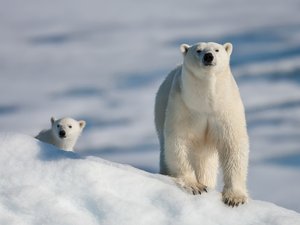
[0,133,299,225]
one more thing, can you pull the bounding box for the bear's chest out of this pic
[187,111,222,146]
[180,74,218,114]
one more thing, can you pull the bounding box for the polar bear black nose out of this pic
[59,130,66,138]
[203,53,214,65]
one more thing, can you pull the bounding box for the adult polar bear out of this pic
[155,42,249,207]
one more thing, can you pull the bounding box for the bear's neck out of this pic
[181,65,220,113]
[60,139,76,151]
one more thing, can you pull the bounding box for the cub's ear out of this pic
[223,43,233,56]
[51,117,56,124]
[180,44,190,56]
[79,120,86,129]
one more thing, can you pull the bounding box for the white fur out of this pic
[35,117,86,151]
[155,42,249,206]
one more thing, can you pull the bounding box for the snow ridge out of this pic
[0,133,299,225]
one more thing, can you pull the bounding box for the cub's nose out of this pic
[203,52,214,65]
[59,130,66,138]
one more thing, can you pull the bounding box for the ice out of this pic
[0,133,300,225]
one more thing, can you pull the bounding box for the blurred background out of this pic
[0,0,299,212]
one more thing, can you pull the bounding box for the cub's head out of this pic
[51,117,86,140]
[180,42,233,77]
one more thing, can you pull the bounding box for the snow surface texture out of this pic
[0,0,300,212]
[0,133,300,225]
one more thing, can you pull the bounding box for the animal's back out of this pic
[35,129,54,145]
[154,66,181,173]
[154,66,181,142]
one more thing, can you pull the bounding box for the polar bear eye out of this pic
[68,125,72,129]
[196,49,202,53]
[57,124,60,128]
[215,49,219,52]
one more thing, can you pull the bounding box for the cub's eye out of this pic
[196,49,202,53]
[215,49,219,52]
[57,125,60,128]
[68,125,72,129]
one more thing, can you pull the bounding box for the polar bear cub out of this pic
[155,42,249,207]
[36,117,86,151]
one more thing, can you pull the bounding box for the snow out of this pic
[0,0,300,214]
[0,133,300,225]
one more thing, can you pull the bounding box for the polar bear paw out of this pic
[175,178,208,195]
[222,189,248,207]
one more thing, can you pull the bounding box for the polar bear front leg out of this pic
[175,176,208,195]
[218,135,249,207]
[164,136,208,195]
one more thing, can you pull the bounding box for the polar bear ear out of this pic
[51,117,56,124]
[180,44,190,56]
[79,120,86,129]
[223,43,233,56]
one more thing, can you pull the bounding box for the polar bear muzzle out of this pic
[59,130,66,138]
[202,52,215,66]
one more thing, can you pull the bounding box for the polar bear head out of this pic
[180,42,233,78]
[50,117,86,140]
